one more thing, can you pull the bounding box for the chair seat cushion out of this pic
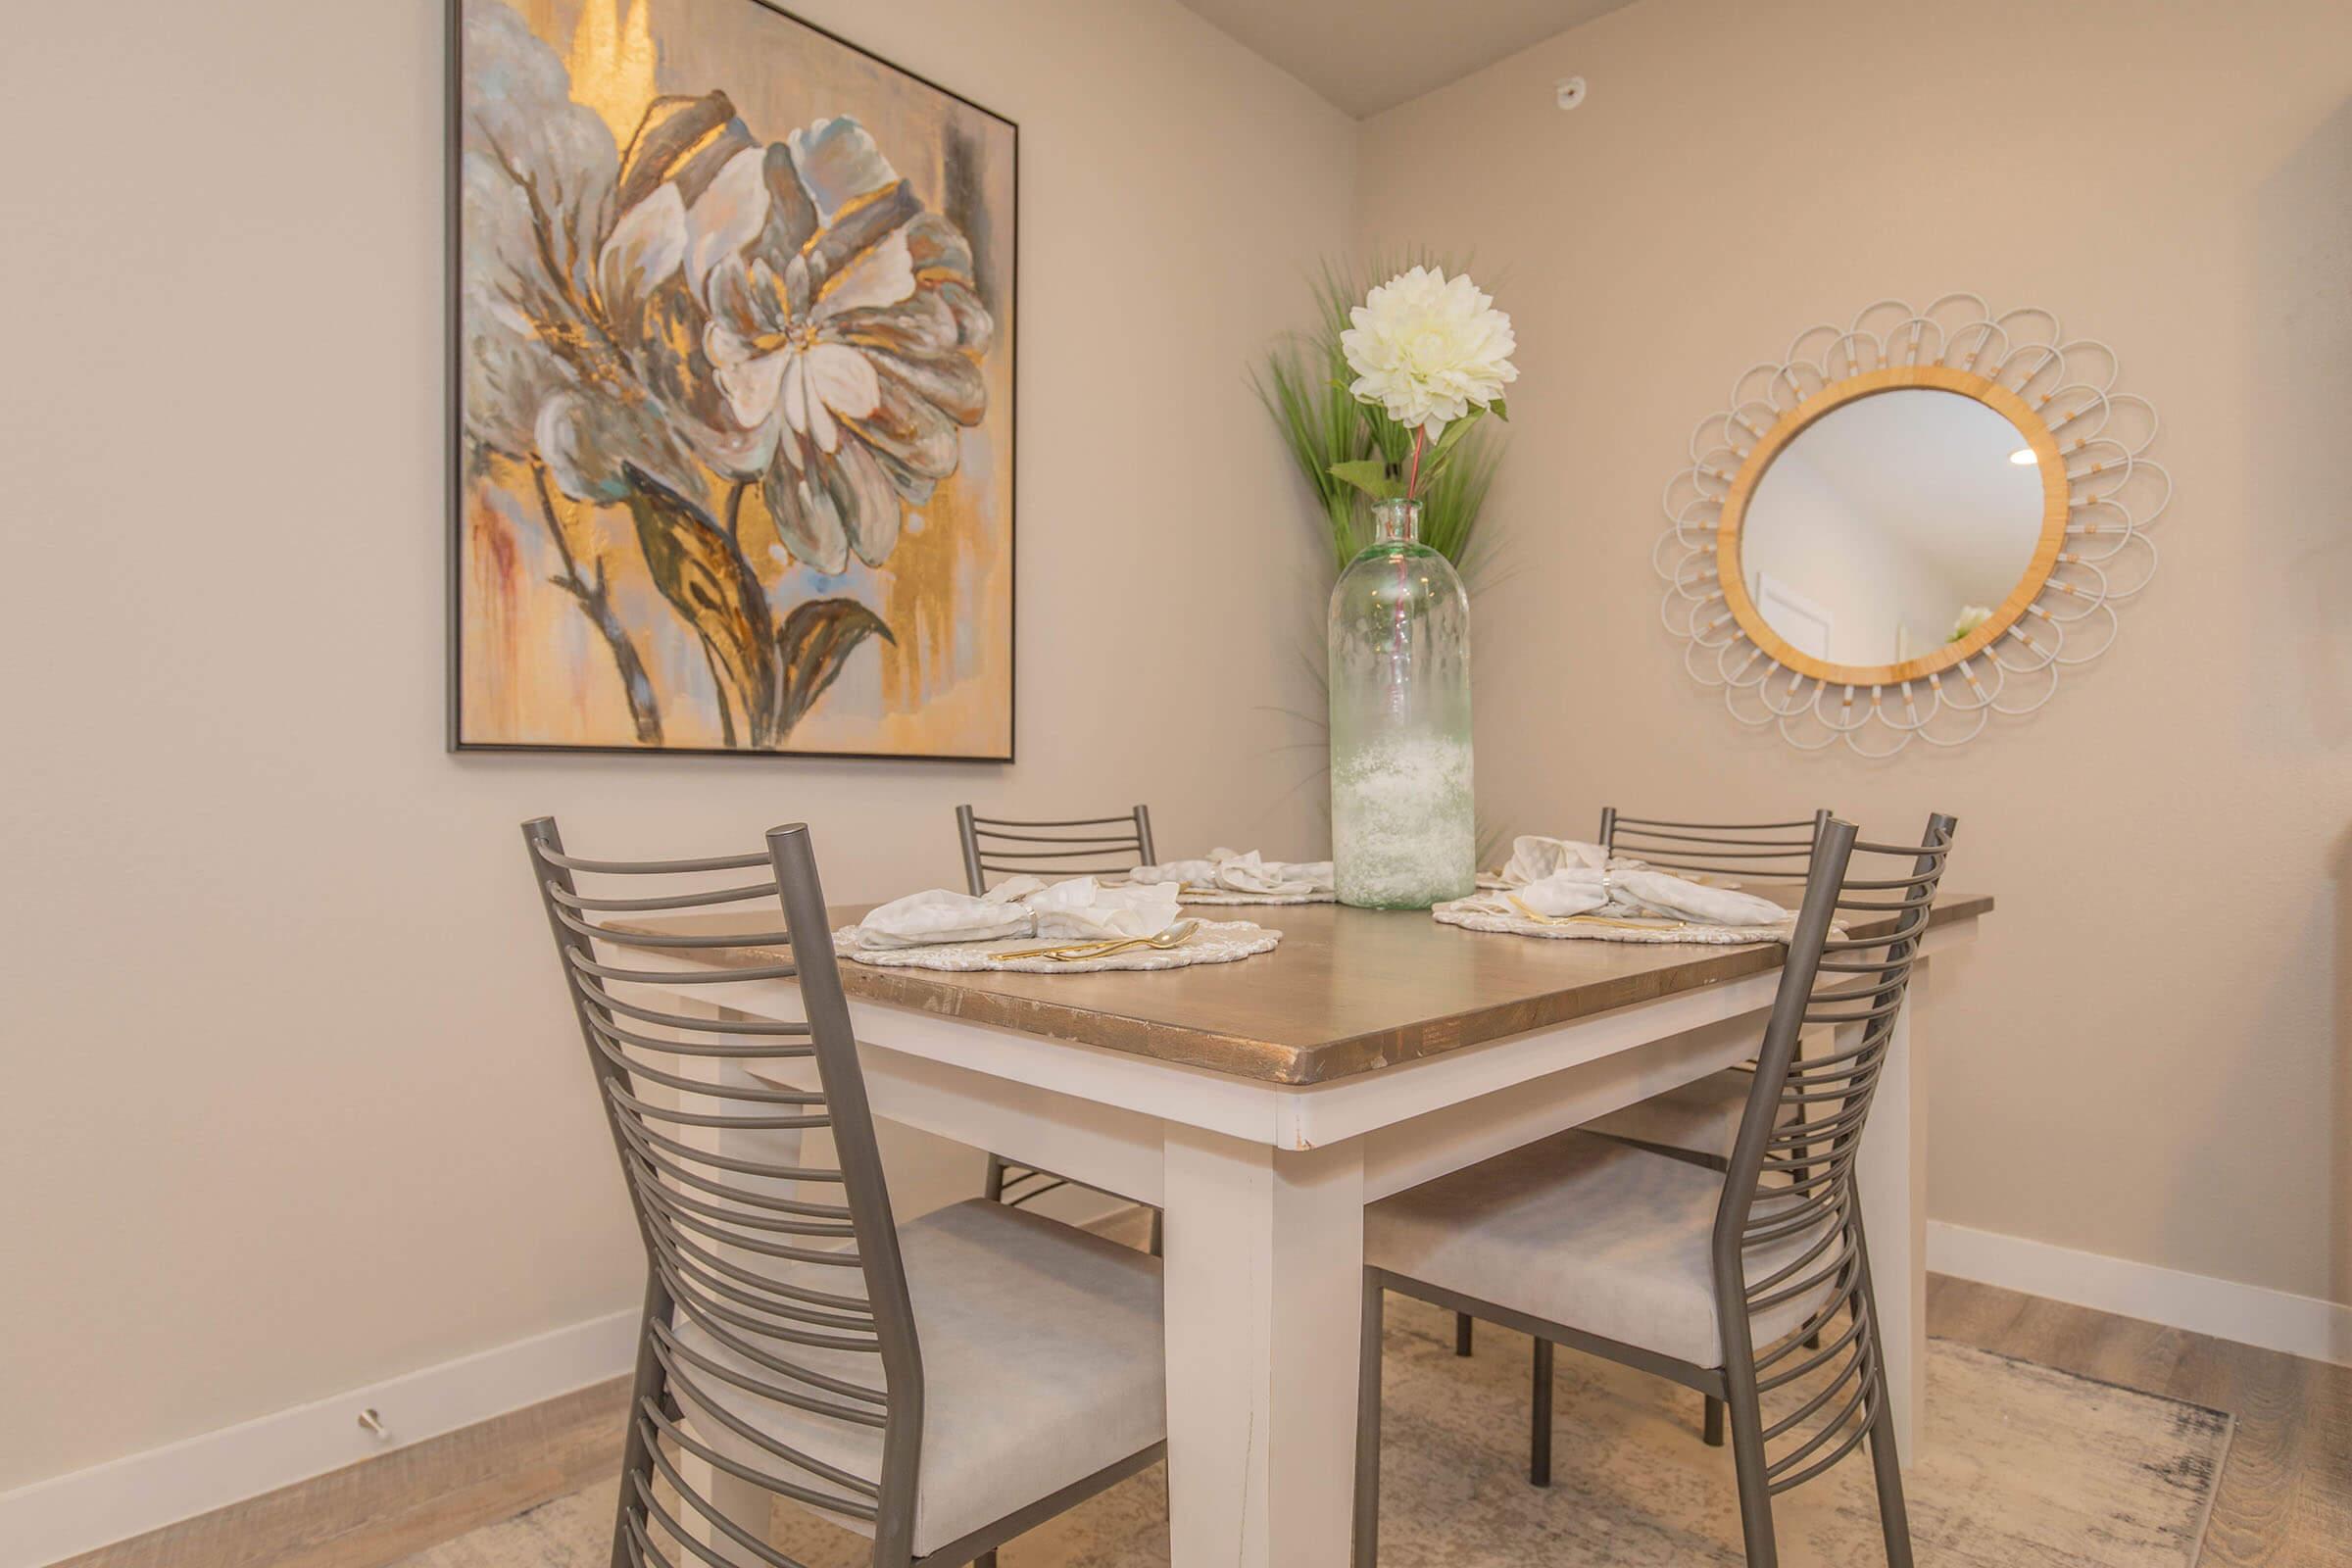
[1585,1066,1772,1161]
[671,1198,1164,1553]
[1365,1129,1835,1368]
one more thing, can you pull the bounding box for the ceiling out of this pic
[1175,0,1643,118]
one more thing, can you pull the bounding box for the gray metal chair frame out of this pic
[1457,808,1835,1462]
[954,803,1156,893]
[1573,806,1835,1455]
[525,818,1163,1568]
[956,804,1164,1256]
[1588,808,1834,1189]
[1597,807,1832,889]
[1357,813,1956,1568]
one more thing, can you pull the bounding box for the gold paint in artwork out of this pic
[807,182,906,252]
[620,99,737,179]
[882,475,974,711]
[568,0,658,145]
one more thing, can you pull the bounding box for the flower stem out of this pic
[530,462,663,746]
[1406,425,1429,500]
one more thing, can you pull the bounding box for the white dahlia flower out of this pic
[1340,266,1518,436]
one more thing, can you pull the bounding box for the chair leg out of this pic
[983,1152,1007,1201]
[1868,1397,1915,1568]
[1702,1395,1725,1447]
[1454,1311,1474,1356]
[1852,1225,1916,1567]
[974,1553,999,1568]
[610,1277,668,1568]
[1722,1370,1779,1568]
[1354,1276,1385,1568]
[1529,1339,1554,1488]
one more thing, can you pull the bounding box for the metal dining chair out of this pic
[1588,808,1836,1448]
[1468,808,1833,1458]
[955,804,1164,1257]
[1356,814,1955,1568]
[524,817,1168,1568]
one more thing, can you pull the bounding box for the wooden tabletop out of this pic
[628,891,1990,1088]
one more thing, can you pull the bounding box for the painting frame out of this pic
[445,0,1019,762]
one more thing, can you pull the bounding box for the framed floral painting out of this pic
[449,0,1015,759]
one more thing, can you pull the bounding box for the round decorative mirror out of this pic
[1725,371,2063,681]
[1658,297,2171,754]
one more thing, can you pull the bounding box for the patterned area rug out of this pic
[401,1298,2228,1567]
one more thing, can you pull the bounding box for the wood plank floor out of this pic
[58,1278,2352,1568]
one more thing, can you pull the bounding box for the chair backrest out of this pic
[954,803,1156,895]
[522,818,926,1563]
[1712,812,1956,1494]
[1599,806,1832,884]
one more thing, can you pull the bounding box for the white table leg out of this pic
[1858,955,1929,1462]
[1161,1124,1365,1568]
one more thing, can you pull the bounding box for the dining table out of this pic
[620,887,1989,1568]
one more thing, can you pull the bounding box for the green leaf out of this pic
[1488,397,1509,422]
[1327,458,1399,500]
[620,463,778,744]
[775,597,895,735]
[1427,409,1483,462]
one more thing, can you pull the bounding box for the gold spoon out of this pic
[994,919,1203,963]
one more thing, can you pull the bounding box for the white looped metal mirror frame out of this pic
[1654,294,2171,756]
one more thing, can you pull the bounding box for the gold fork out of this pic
[994,918,1202,963]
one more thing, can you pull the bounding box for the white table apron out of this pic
[627,923,1970,1568]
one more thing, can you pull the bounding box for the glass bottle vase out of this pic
[1327,497,1475,909]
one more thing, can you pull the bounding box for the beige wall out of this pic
[1358,0,2352,1309]
[0,0,1350,1490]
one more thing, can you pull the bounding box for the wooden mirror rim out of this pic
[1712,364,2070,688]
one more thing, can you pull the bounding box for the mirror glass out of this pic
[1739,389,2045,668]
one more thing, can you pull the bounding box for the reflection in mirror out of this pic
[1739,389,2044,668]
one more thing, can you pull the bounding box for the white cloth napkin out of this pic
[843,875,1182,951]
[1494,836,1636,886]
[1024,876,1184,938]
[1486,870,1611,919]
[1454,864,1790,928]
[1608,868,1788,926]
[1132,847,1335,898]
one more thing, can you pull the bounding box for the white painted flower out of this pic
[1340,266,1517,436]
[642,116,993,574]
[1949,604,1994,643]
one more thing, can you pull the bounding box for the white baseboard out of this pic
[1929,1220,2352,1368]
[0,1306,638,1568]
